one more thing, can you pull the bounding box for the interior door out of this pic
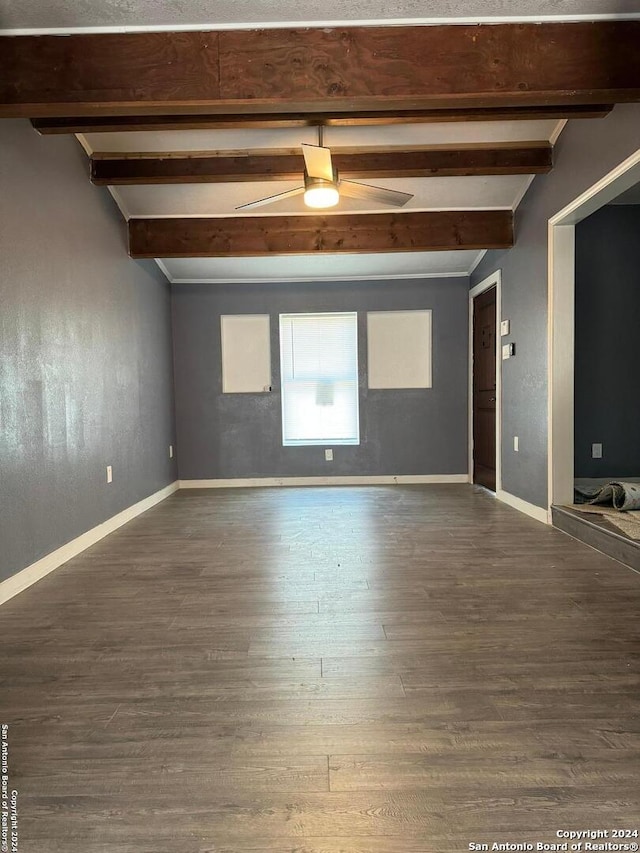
[473,286,497,491]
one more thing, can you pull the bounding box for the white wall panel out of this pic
[367,310,432,389]
[221,314,271,393]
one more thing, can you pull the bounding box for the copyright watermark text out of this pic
[1,725,18,853]
[468,831,639,853]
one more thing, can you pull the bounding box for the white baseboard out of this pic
[0,481,179,606]
[179,474,470,489]
[496,488,550,524]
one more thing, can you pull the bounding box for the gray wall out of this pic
[472,103,640,508]
[574,205,640,477]
[172,278,469,478]
[0,120,177,583]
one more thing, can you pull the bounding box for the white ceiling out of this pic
[159,250,484,284]
[114,175,531,219]
[2,0,639,32]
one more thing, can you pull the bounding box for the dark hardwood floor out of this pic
[1,485,639,852]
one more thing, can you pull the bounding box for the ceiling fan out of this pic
[236,127,414,211]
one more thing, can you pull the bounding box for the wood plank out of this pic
[103,694,503,729]
[32,105,613,134]
[4,676,404,706]
[0,31,221,117]
[91,142,552,185]
[13,719,640,760]
[328,752,640,790]
[128,210,514,258]
[2,24,639,118]
[17,788,640,839]
[218,23,640,111]
[17,756,330,795]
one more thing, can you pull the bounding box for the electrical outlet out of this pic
[325,449,333,461]
[592,443,603,459]
[106,465,113,484]
[169,445,174,459]
[514,436,519,452]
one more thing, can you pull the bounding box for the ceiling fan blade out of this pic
[302,144,334,181]
[339,179,413,207]
[235,186,305,210]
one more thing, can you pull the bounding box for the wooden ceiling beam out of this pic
[92,143,552,185]
[128,210,513,258]
[2,23,639,119]
[32,105,612,134]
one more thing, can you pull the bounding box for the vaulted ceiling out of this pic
[2,3,640,284]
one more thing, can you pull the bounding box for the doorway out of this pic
[548,148,640,511]
[469,271,501,493]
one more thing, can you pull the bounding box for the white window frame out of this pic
[279,311,360,447]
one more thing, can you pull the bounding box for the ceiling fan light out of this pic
[303,184,340,209]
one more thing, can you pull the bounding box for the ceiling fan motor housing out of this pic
[303,168,340,208]
[303,167,339,190]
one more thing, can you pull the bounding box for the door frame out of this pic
[547,148,640,513]
[468,269,502,492]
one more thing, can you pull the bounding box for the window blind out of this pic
[279,312,360,446]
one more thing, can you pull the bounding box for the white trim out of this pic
[467,249,487,276]
[167,272,470,285]
[179,474,470,488]
[107,186,131,220]
[0,482,179,606]
[511,174,536,211]
[468,269,502,493]
[547,147,640,512]
[3,14,640,35]
[154,259,173,283]
[496,488,549,524]
[549,148,640,227]
[75,133,92,156]
[469,273,500,300]
[549,119,568,146]
[127,206,512,220]
[547,222,576,507]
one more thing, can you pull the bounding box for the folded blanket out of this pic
[575,480,640,511]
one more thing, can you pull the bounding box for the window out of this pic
[279,312,359,446]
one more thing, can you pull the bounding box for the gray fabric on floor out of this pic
[574,478,640,510]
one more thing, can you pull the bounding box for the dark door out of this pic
[473,286,497,491]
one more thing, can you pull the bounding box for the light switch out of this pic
[500,319,510,336]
